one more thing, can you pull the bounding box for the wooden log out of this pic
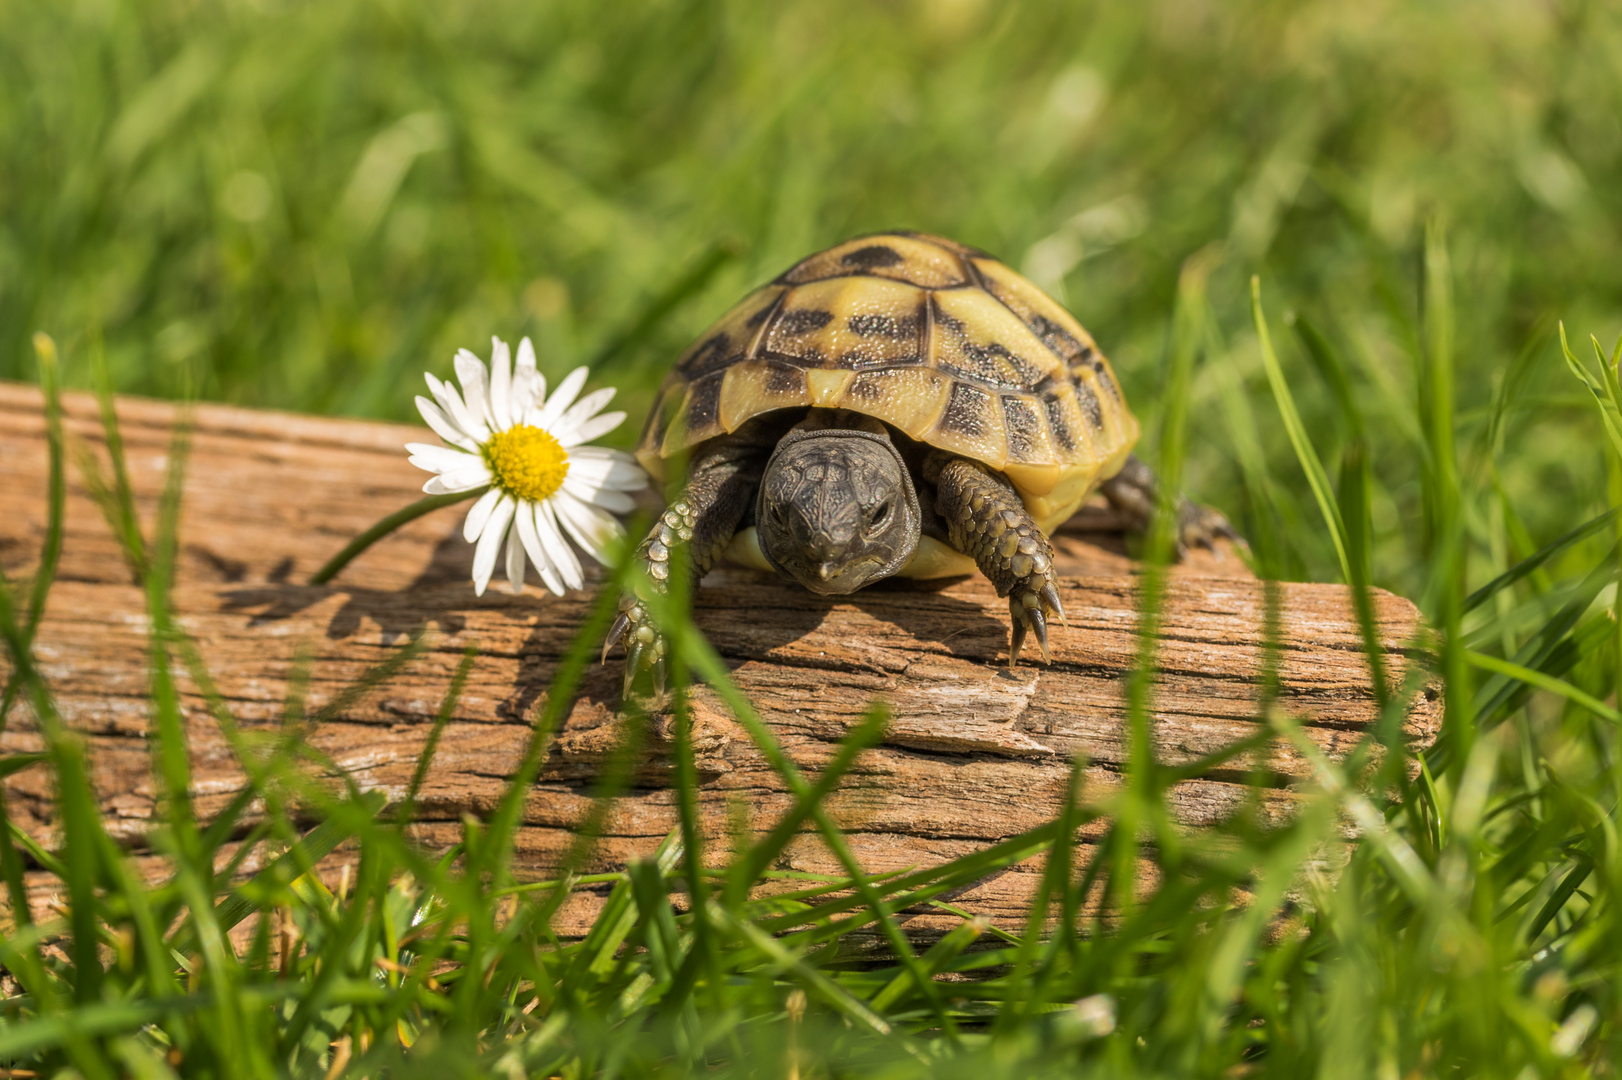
[0,383,1439,937]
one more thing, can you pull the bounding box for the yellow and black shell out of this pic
[637,231,1140,574]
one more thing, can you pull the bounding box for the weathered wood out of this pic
[0,383,1439,937]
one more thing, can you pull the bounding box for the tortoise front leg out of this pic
[603,438,766,698]
[931,455,1066,667]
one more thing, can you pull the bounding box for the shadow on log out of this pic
[0,383,1439,938]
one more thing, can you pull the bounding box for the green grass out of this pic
[4,0,1622,1076]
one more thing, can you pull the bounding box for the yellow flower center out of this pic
[483,424,569,503]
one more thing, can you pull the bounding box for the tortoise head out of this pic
[756,428,920,596]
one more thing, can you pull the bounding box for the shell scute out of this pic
[1041,381,1090,457]
[764,277,924,371]
[1069,369,1104,428]
[640,231,1140,519]
[671,372,726,450]
[929,288,1063,393]
[842,365,954,440]
[675,285,783,379]
[970,256,1098,364]
[1001,393,1054,465]
[930,380,1009,468]
[718,360,807,434]
[779,234,970,290]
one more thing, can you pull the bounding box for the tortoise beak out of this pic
[818,561,839,582]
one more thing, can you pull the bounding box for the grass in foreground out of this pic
[2,230,1622,1077]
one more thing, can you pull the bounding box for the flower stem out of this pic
[308,487,488,586]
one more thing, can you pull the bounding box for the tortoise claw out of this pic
[1008,594,1051,668]
[602,613,631,665]
[1039,581,1067,628]
[619,620,670,702]
[1176,498,1247,559]
[1007,575,1067,668]
[625,640,648,698]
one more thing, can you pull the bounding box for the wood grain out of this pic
[0,382,1439,937]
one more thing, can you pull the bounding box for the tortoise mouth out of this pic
[794,553,892,596]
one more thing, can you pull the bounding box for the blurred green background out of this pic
[4,0,1620,595]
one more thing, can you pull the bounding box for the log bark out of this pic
[0,382,1439,937]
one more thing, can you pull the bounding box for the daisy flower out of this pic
[406,337,647,597]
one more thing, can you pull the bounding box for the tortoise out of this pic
[605,231,1233,690]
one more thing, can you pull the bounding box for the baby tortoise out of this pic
[605,231,1235,692]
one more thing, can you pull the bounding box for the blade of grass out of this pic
[1472,544,1618,726]
[144,410,200,861]
[869,917,987,1013]
[0,334,66,735]
[1464,506,1621,614]
[1251,276,1353,582]
[659,494,722,1011]
[1466,651,1620,724]
[1103,249,1212,950]
[721,703,890,908]
[0,335,67,950]
[206,791,389,936]
[1560,323,1622,461]
[720,912,895,1039]
[1291,311,1364,438]
[672,627,952,1030]
[401,644,478,827]
[88,337,148,579]
[575,831,684,984]
[0,576,108,1007]
[1419,217,1472,777]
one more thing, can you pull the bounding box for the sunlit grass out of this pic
[4,0,1622,1075]
[5,235,1622,1073]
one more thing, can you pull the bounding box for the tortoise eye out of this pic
[868,500,892,531]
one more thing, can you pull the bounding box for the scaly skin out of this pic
[932,455,1066,667]
[603,437,765,698]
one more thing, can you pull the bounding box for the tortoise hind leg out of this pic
[604,437,767,698]
[930,454,1065,667]
[1099,454,1244,556]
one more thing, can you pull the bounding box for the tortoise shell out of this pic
[636,231,1139,534]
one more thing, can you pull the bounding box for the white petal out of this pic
[454,349,493,429]
[535,498,584,591]
[515,498,548,574]
[555,386,616,433]
[424,468,492,495]
[568,447,650,490]
[554,489,623,559]
[471,496,515,596]
[532,367,588,429]
[488,337,512,432]
[429,371,490,444]
[503,524,526,595]
[406,443,481,473]
[563,478,636,514]
[516,503,565,596]
[462,487,504,544]
[539,562,564,596]
[512,338,540,427]
[422,375,466,437]
[414,396,479,451]
[557,411,626,448]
